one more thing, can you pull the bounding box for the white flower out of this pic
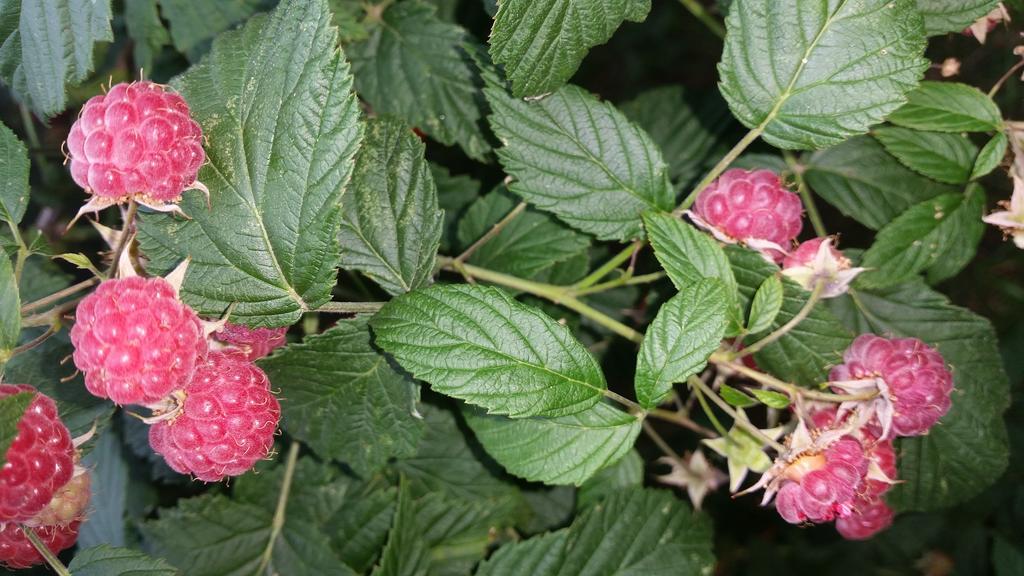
[983,173,1024,249]
[781,237,865,298]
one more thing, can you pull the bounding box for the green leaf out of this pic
[124,0,170,73]
[338,117,443,296]
[0,0,113,117]
[718,0,927,149]
[748,388,790,409]
[719,384,758,408]
[258,318,423,475]
[703,424,778,492]
[577,450,643,509]
[484,78,674,240]
[68,545,179,575]
[326,484,396,572]
[635,279,729,409]
[488,0,651,97]
[476,489,714,576]
[728,246,853,386]
[747,275,783,334]
[873,126,978,184]
[137,0,363,327]
[456,187,590,280]
[994,535,1024,576]
[327,0,370,43]
[348,1,491,161]
[519,487,575,535]
[828,280,1010,510]
[371,284,607,418]
[0,121,29,225]
[432,164,480,253]
[158,0,267,61]
[971,132,1007,181]
[621,86,731,188]
[464,401,641,486]
[859,187,985,289]
[887,81,1002,132]
[78,429,129,549]
[415,490,518,576]
[373,479,430,576]
[142,458,355,576]
[803,136,957,230]
[0,253,18,367]
[0,391,32,466]
[915,0,1000,35]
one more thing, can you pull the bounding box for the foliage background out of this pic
[0,0,1022,574]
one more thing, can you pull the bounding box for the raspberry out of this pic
[690,169,803,262]
[0,385,75,523]
[835,497,894,540]
[148,352,280,482]
[773,436,869,524]
[213,323,288,360]
[830,334,953,437]
[0,522,79,569]
[26,471,91,528]
[70,276,207,406]
[66,81,205,215]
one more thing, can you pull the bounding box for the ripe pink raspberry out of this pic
[70,276,207,406]
[148,352,280,482]
[26,471,91,528]
[835,497,894,540]
[690,169,803,262]
[213,323,287,360]
[0,385,75,523]
[830,334,953,437]
[773,436,868,524]
[66,81,205,213]
[0,522,79,569]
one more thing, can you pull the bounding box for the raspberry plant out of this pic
[0,0,1021,574]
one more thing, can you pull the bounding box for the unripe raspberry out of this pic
[0,522,79,569]
[0,385,75,523]
[835,497,894,540]
[830,335,953,437]
[148,352,280,482]
[26,471,91,527]
[66,81,205,212]
[70,276,208,406]
[213,323,287,360]
[773,436,869,524]
[781,237,865,298]
[690,169,803,262]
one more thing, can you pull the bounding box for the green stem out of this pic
[674,126,764,215]
[21,526,71,576]
[256,441,300,575]
[107,200,138,278]
[690,378,729,437]
[573,242,641,290]
[989,59,1024,98]
[783,151,826,237]
[9,324,58,358]
[647,407,716,438]
[443,258,644,343]
[677,0,726,39]
[455,201,527,264]
[713,356,876,403]
[6,219,29,282]
[689,375,786,452]
[313,301,385,314]
[736,280,824,358]
[642,420,684,462]
[571,271,666,297]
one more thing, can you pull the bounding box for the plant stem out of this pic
[573,241,641,290]
[256,441,300,575]
[9,324,59,358]
[21,297,85,328]
[107,200,138,277]
[713,357,876,403]
[647,407,716,438]
[677,0,726,39]
[313,301,385,314]
[689,376,786,452]
[603,389,644,413]
[455,201,527,264]
[783,151,827,237]
[736,280,824,358]
[571,271,666,297]
[22,526,71,576]
[674,126,764,215]
[989,59,1024,98]
[642,420,684,461]
[5,219,29,282]
[442,258,644,343]
[690,379,729,437]
[21,278,99,314]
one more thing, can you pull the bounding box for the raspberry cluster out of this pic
[690,169,803,262]
[70,270,284,482]
[0,386,90,569]
[66,81,205,217]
